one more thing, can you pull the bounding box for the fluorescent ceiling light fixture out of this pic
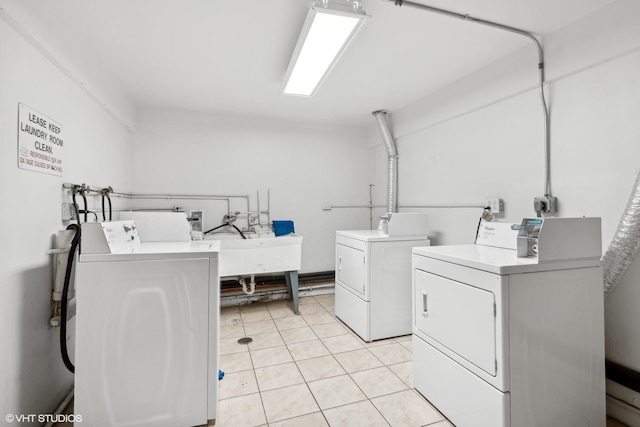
[282,2,369,97]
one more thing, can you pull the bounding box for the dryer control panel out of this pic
[517,218,543,257]
[516,217,602,262]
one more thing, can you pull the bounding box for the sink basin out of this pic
[206,234,303,277]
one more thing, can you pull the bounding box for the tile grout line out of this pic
[245,316,270,426]
[221,295,446,427]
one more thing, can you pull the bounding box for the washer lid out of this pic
[79,241,220,262]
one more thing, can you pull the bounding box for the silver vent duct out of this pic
[603,170,640,297]
[372,110,398,213]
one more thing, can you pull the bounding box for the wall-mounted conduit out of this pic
[382,2,640,303]
[329,203,486,209]
[384,0,553,202]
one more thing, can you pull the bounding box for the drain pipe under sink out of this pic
[239,275,256,295]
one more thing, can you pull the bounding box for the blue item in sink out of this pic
[273,220,295,236]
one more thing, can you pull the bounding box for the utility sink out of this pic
[206,233,303,277]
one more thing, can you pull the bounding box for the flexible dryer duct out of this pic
[372,110,398,213]
[603,170,640,297]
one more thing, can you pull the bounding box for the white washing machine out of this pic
[75,221,220,427]
[335,228,429,342]
[411,218,606,427]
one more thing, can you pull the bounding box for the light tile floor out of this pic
[53,291,630,427]
[217,293,452,427]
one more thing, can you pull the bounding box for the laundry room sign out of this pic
[17,103,64,176]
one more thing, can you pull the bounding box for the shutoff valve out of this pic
[533,196,557,216]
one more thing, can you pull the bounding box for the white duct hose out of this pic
[603,170,640,298]
[372,110,398,213]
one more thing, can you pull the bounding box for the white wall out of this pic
[0,15,133,424]
[131,109,371,273]
[3,0,640,422]
[366,0,640,386]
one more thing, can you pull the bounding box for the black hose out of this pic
[204,222,247,239]
[60,224,81,373]
[79,210,98,221]
[107,193,112,221]
[474,207,492,243]
[81,192,88,223]
[203,223,228,235]
[474,216,483,244]
[100,189,113,222]
[71,191,81,224]
[101,194,106,221]
[232,224,247,239]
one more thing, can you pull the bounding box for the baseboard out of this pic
[220,282,334,307]
[607,394,640,426]
[44,386,74,427]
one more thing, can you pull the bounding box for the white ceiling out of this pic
[3,0,614,127]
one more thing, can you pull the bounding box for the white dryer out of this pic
[75,221,220,427]
[335,229,429,342]
[411,218,606,427]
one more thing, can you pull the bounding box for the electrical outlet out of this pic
[61,203,76,221]
[534,196,557,214]
[322,203,332,211]
[485,198,503,214]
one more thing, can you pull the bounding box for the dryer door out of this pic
[414,269,497,376]
[336,242,367,299]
